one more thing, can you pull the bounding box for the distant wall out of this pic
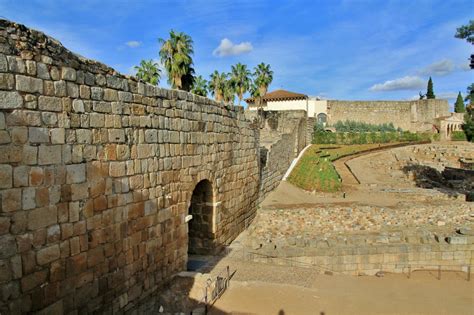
[327,99,449,132]
[245,110,307,203]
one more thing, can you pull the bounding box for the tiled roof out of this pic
[246,89,308,103]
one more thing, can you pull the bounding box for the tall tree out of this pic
[191,75,208,97]
[134,59,161,86]
[454,92,466,113]
[209,71,227,101]
[253,63,273,109]
[223,77,235,104]
[426,77,435,99]
[230,63,251,105]
[455,21,474,141]
[158,30,194,90]
[253,63,273,98]
[455,20,473,69]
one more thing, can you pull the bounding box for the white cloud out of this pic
[125,41,141,48]
[369,76,425,91]
[212,38,253,57]
[418,59,454,76]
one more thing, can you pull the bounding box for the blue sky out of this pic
[1,0,472,107]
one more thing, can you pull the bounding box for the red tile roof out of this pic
[246,89,308,103]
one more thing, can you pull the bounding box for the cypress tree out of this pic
[454,92,466,113]
[426,77,435,99]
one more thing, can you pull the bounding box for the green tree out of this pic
[455,20,474,44]
[209,71,227,101]
[191,75,208,97]
[230,63,251,105]
[134,59,161,85]
[253,63,273,98]
[223,77,235,104]
[158,30,194,90]
[426,77,435,99]
[454,92,466,113]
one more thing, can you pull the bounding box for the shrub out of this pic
[451,131,467,141]
[331,120,398,133]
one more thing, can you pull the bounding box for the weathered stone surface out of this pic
[61,67,76,81]
[0,235,17,259]
[38,145,62,165]
[0,73,14,89]
[0,91,23,109]
[28,206,58,230]
[0,20,262,315]
[0,164,12,188]
[15,75,43,93]
[66,163,86,184]
[38,96,62,112]
[37,245,60,265]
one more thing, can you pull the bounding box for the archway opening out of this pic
[187,179,214,256]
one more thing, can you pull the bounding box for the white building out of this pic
[246,89,328,124]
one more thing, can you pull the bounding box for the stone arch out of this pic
[187,179,215,255]
[317,113,328,125]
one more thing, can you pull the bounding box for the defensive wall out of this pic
[327,99,449,132]
[0,20,263,314]
[245,110,308,203]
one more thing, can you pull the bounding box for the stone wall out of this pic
[243,233,474,276]
[0,20,260,314]
[327,99,449,132]
[245,110,307,203]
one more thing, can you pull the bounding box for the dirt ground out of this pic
[208,143,474,315]
[212,271,474,315]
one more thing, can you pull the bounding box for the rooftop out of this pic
[246,89,308,104]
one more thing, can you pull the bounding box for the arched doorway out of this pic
[187,179,214,255]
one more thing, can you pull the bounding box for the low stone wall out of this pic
[0,19,260,314]
[247,239,474,276]
[243,228,474,275]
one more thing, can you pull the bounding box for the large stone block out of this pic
[0,73,14,89]
[38,145,62,165]
[0,235,17,259]
[0,164,12,188]
[37,244,60,265]
[61,67,76,81]
[28,206,58,230]
[0,91,23,109]
[1,188,21,212]
[38,96,62,112]
[16,75,43,93]
[66,163,86,184]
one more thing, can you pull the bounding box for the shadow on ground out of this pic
[401,164,474,198]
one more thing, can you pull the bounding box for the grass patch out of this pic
[287,143,400,192]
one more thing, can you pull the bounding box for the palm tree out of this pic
[134,59,161,86]
[223,77,235,104]
[191,75,208,97]
[158,30,194,90]
[209,71,227,101]
[253,63,273,106]
[230,63,251,105]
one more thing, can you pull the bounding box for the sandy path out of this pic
[212,271,474,315]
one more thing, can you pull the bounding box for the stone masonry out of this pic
[327,99,449,132]
[0,20,260,314]
[245,110,308,203]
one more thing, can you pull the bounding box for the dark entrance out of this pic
[187,179,214,255]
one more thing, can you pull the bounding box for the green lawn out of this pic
[287,143,398,192]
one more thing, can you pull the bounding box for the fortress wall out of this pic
[0,20,260,313]
[244,110,307,203]
[327,100,449,132]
